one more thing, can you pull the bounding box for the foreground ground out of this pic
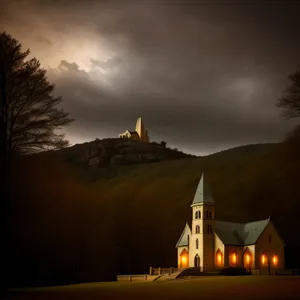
[6,276,300,299]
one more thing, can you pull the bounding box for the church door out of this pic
[194,254,200,267]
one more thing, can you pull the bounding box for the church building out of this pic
[176,173,285,273]
[119,117,149,142]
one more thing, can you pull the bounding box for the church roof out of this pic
[191,173,215,206]
[129,131,138,135]
[215,218,270,246]
[175,223,191,248]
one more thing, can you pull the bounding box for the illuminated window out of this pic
[244,249,252,268]
[261,254,267,266]
[195,225,200,234]
[246,254,250,264]
[216,249,223,266]
[196,238,199,249]
[272,255,278,266]
[230,250,237,266]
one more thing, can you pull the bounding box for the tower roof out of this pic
[191,173,215,206]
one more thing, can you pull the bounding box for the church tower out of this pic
[135,117,149,142]
[189,173,216,271]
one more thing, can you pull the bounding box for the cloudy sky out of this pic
[1,0,300,155]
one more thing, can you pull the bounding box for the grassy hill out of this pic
[8,141,300,287]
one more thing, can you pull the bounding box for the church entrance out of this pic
[179,248,189,268]
[194,254,200,267]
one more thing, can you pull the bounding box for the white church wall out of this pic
[214,234,225,268]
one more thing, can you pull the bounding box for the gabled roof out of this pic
[215,218,270,246]
[191,173,215,206]
[175,223,191,248]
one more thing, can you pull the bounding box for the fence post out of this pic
[158,267,161,275]
[149,267,152,275]
[129,276,132,282]
[145,275,147,281]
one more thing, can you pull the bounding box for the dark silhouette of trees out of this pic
[277,69,300,119]
[160,141,167,148]
[277,69,300,150]
[0,31,73,293]
[0,32,73,159]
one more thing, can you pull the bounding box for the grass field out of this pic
[7,276,300,299]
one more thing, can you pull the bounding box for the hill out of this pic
[8,141,300,287]
[42,138,195,168]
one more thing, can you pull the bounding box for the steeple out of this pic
[191,173,215,206]
[135,117,144,139]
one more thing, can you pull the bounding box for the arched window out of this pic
[195,210,201,219]
[261,253,267,266]
[206,210,212,219]
[195,225,200,234]
[207,225,213,234]
[243,248,252,269]
[216,249,223,267]
[229,249,237,266]
[196,238,199,249]
[272,254,278,266]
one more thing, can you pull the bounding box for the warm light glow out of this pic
[246,254,250,263]
[217,253,222,264]
[273,255,278,266]
[231,253,237,264]
[181,256,187,264]
[261,254,266,265]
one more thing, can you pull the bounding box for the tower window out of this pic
[206,210,212,219]
[196,238,199,249]
[195,211,201,219]
[207,225,213,234]
[195,225,200,234]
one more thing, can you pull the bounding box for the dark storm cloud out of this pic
[1,0,300,154]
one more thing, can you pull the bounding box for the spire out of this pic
[135,117,145,139]
[191,172,215,206]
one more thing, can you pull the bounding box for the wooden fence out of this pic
[149,267,185,275]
